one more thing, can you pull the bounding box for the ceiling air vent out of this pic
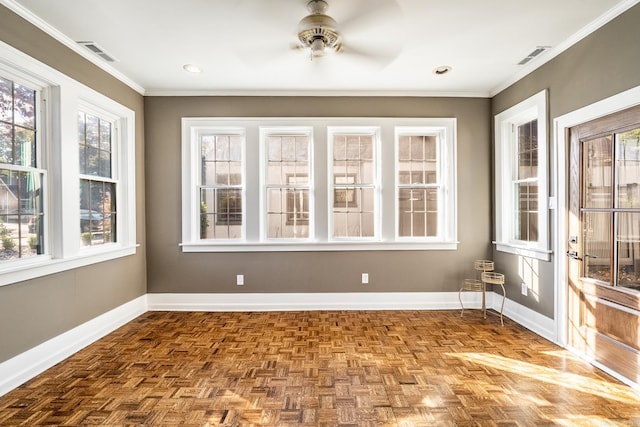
[517,46,551,65]
[77,41,118,63]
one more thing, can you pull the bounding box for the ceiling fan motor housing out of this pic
[298,0,340,56]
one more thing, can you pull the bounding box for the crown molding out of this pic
[143,89,491,98]
[0,0,146,95]
[490,0,640,97]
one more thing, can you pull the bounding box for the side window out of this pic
[329,129,379,240]
[199,133,244,240]
[0,45,136,287]
[0,74,45,260]
[513,119,539,242]
[263,129,312,240]
[78,111,116,246]
[495,90,549,260]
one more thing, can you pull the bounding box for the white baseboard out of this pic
[1,291,557,398]
[0,295,147,397]
[146,291,486,311]
[148,292,556,340]
[486,292,556,342]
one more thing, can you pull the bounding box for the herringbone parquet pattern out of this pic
[1,310,639,426]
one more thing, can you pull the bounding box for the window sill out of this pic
[0,244,138,287]
[494,241,551,261]
[180,241,459,252]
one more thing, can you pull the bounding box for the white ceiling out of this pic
[4,0,637,96]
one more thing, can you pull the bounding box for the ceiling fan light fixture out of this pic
[310,38,326,57]
[183,63,202,73]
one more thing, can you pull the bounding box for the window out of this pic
[262,129,312,240]
[181,117,457,252]
[395,126,456,243]
[514,119,538,242]
[397,134,438,238]
[0,74,44,260]
[495,90,549,260]
[0,44,136,287]
[78,111,116,246]
[200,132,244,239]
[329,128,378,240]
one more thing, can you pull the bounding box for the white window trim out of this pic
[494,89,550,261]
[181,117,458,252]
[0,40,137,287]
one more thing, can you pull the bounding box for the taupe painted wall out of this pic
[0,6,147,362]
[491,4,640,318]
[145,97,492,294]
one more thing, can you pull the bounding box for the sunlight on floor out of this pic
[551,415,628,426]
[448,352,640,405]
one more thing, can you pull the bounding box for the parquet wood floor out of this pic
[1,310,639,426]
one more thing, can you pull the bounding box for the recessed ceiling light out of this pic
[433,65,452,76]
[183,64,202,73]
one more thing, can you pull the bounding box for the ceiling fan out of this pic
[234,0,403,68]
[294,0,402,65]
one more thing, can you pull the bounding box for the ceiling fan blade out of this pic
[336,0,403,36]
[338,39,402,68]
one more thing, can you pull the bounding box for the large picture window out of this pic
[495,90,549,260]
[181,118,457,252]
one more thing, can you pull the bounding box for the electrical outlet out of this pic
[362,273,369,284]
[521,282,528,296]
[236,274,244,286]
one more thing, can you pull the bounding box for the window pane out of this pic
[0,77,12,123]
[617,212,640,290]
[616,128,640,209]
[333,134,375,187]
[79,112,112,179]
[583,136,613,209]
[99,119,111,151]
[583,211,612,284]
[200,188,242,240]
[13,83,36,129]
[85,114,99,148]
[0,168,44,260]
[202,135,243,186]
[79,179,116,247]
[266,188,309,239]
[0,122,13,164]
[1,77,37,168]
[333,187,374,238]
[517,120,538,180]
[398,188,438,238]
[514,182,538,241]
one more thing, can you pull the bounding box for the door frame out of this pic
[554,84,640,387]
